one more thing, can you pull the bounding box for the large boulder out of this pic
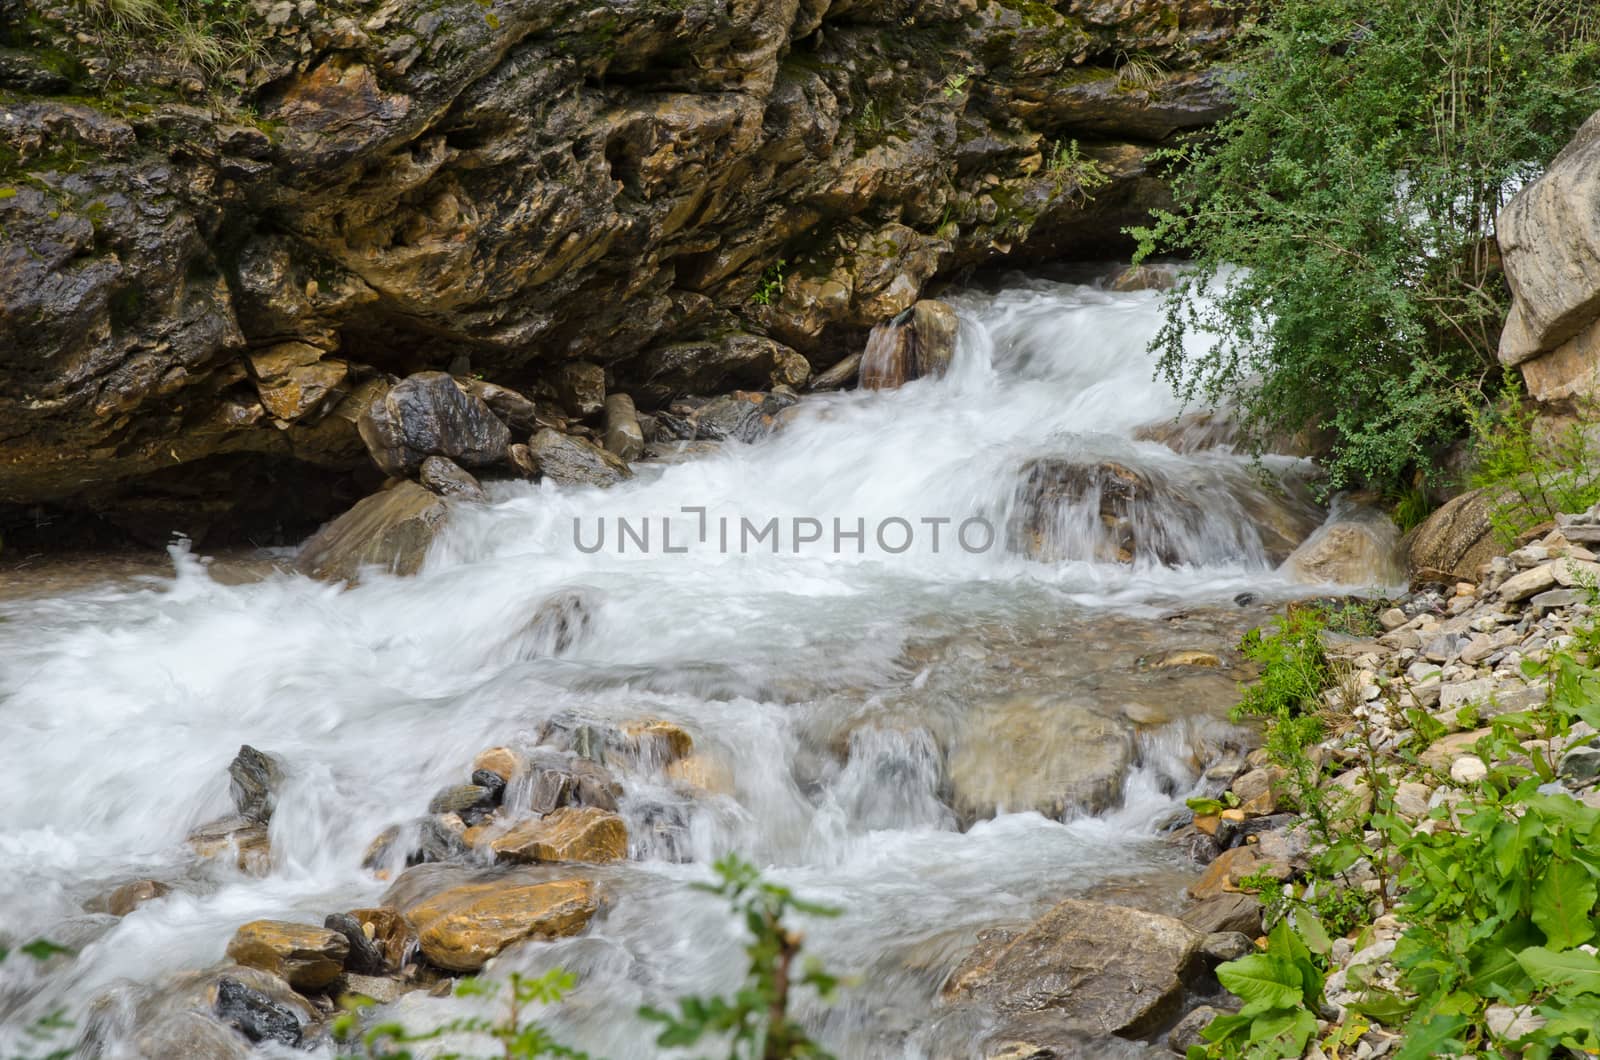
[1407,488,1502,580]
[947,697,1135,822]
[1499,110,1600,400]
[358,373,511,477]
[294,482,449,582]
[943,898,1204,1038]
[401,876,599,972]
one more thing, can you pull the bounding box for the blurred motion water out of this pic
[0,270,1359,1057]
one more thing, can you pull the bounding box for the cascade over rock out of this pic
[0,0,1244,540]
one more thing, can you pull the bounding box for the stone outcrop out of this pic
[1499,109,1600,401]
[1406,488,1502,581]
[400,875,599,972]
[0,0,1246,541]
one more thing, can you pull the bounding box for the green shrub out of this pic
[1467,373,1600,545]
[1132,0,1600,494]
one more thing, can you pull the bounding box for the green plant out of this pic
[1190,918,1329,1059]
[1467,372,1600,545]
[1113,50,1167,93]
[641,854,843,1059]
[77,0,268,92]
[1,939,76,1060]
[1043,139,1109,204]
[940,69,972,98]
[751,260,786,307]
[1132,0,1600,494]
[334,969,585,1059]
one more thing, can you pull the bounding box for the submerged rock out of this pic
[294,482,449,583]
[228,745,283,823]
[944,898,1203,1038]
[947,697,1135,822]
[1283,503,1403,585]
[688,390,799,443]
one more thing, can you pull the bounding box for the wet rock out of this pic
[189,815,272,876]
[358,372,511,477]
[1283,504,1403,585]
[473,746,524,783]
[528,429,632,488]
[602,394,646,461]
[471,770,508,800]
[621,719,695,766]
[295,482,449,583]
[490,807,629,864]
[1407,489,1501,581]
[324,912,390,976]
[225,920,349,991]
[944,898,1203,1038]
[418,456,487,502]
[516,749,623,815]
[522,589,596,655]
[363,814,472,871]
[101,879,171,917]
[214,975,303,1046]
[947,697,1135,821]
[137,1011,254,1059]
[859,300,961,389]
[809,352,862,392]
[1200,931,1254,963]
[1154,649,1221,669]
[688,390,799,443]
[1187,845,1285,901]
[340,973,409,1005]
[403,877,598,972]
[427,784,499,824]
[555,362,606,418]
[347,907,417,970]
[229,745,283,822]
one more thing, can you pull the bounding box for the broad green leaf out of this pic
[1248,1007,1318,1059]
[1532,861,1597,950]
[1393,1012,1468,1060]
[1515,945,1600,995]
[1217,954,1303,1010]
[1292,907,1332,956]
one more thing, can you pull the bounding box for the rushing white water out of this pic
[0,270,1349,1057]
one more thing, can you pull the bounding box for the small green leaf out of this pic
[1217,954,1304,1010]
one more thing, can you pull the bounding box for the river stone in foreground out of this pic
[943,898,1203,1038]
[529,429,633,487]
[404,877,598,971]
[225,920,349,990]
[947,697,1134,822]
[295,482,449,583]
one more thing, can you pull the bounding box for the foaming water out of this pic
[2,272,1330,1056]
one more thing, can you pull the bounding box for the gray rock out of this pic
[214,975,302,1046]
[228,745,283,823]
[1200,931,1254,963]
[295,482,449,583]
[358,372,511,477]
[528,429,632,488]
[458,378,537,432]
[943,898,1203,1038]
[1177,896,1260,941]
[809,352,862,392]
[689,390,799,443]
[1560,743,1600,783]
[1168,1005,1227,1054]
[418,455,487,502]
[324,912,390,976]
[603,393,646,461]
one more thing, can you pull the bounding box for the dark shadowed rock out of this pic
[458,378,538,432]
[529,430,632,488]
[358,373,511,477]
[295,482,449,583]
[555,362,607,418]
[943,898,1203,1038]
[324,912,390,976]
[689,390,799,443]
[225,920,348,991]
[214,975,303,1046]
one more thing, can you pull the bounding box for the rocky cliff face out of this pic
[1,0,1240,542]
[1499,109,1600,403]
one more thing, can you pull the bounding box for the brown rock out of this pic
[347,907,417,970]
[621,719,694,765]
[105,879,171,917]
[602,393,645,461]
[225,920,349,991]
[555,362,606,418]
[406,878,599,972]
[944,898,1203,1037]
[1155,650,1221,669]
[473,746,524,782]
[947,697,1134,821]
[1180,892,1264,937]
[1407,489,1502,581]
[294,482,448,583]
[859,299,960,389]
[490,807,628,864]
[1187,846,1283,901]
[189,816,272,876]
